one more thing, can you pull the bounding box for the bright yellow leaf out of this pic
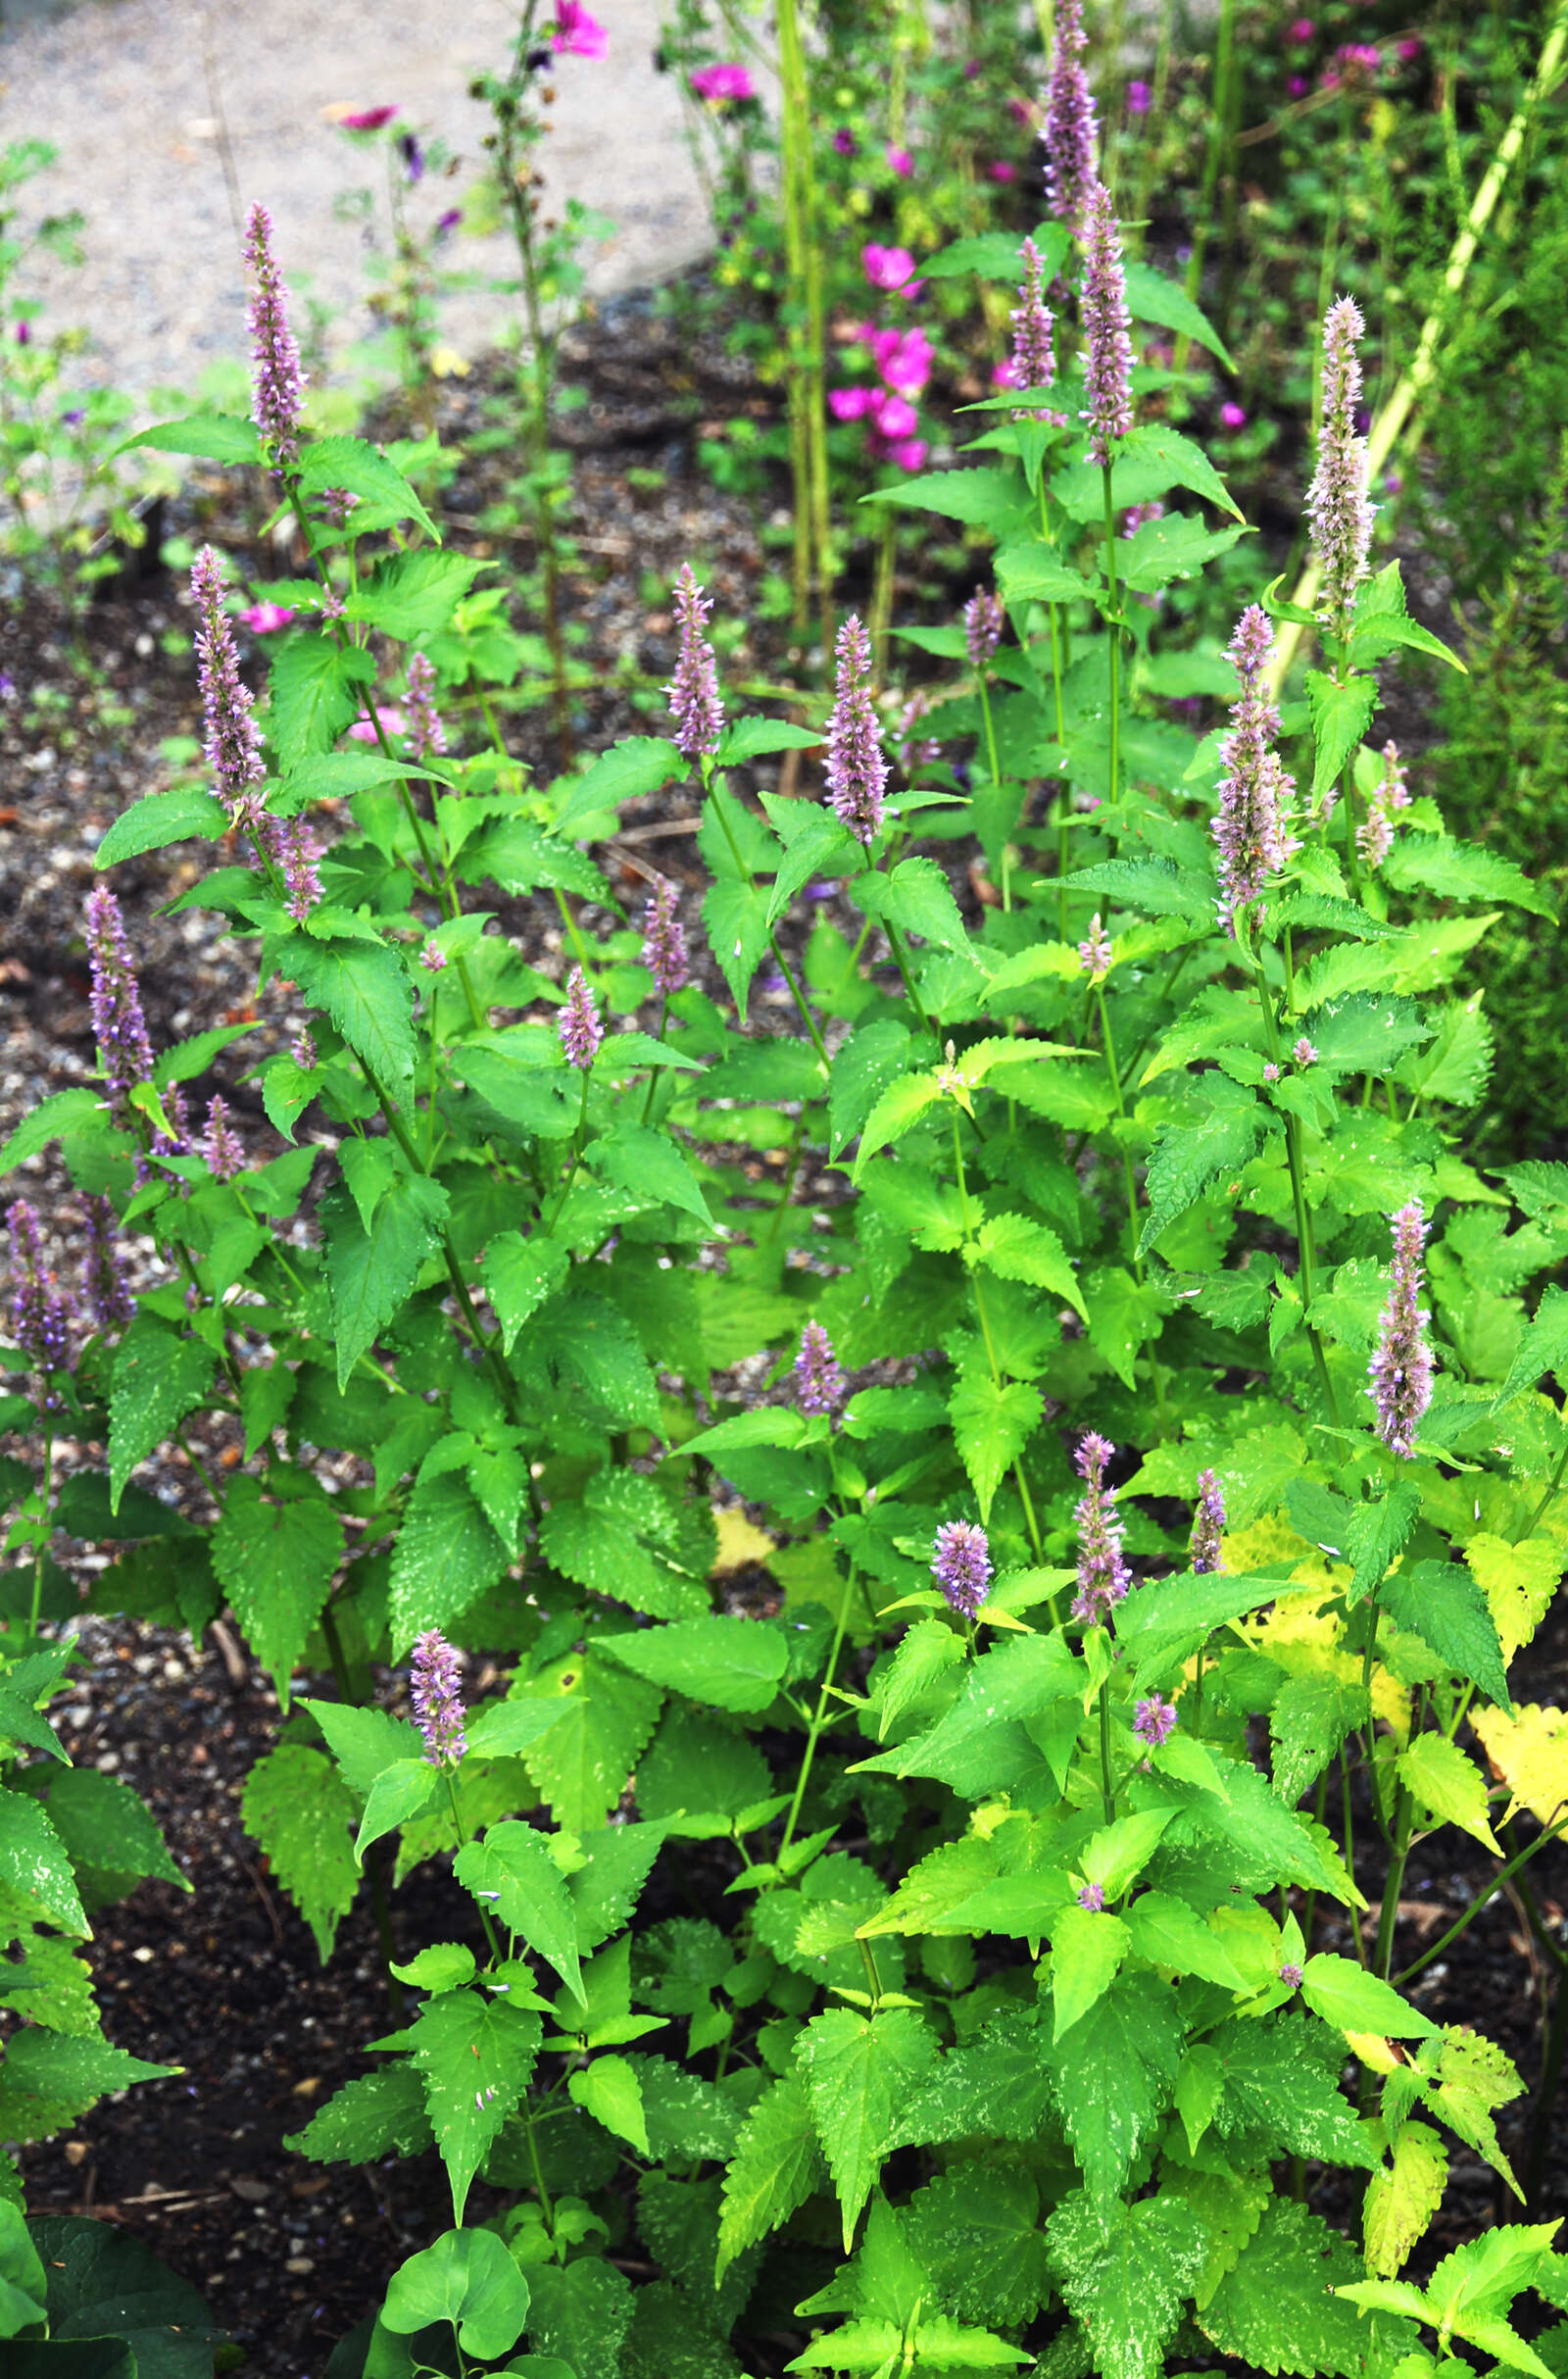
[1471,1703,1568,1828]
[1465,1532,1564,1665]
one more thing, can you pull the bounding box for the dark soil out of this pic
[1,283,1558,2375]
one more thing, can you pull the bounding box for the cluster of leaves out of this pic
[2,164,1568,2379]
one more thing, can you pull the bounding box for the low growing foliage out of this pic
[3,24,1568,2378]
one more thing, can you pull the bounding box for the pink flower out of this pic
[869,392,918,440]
[1398,36,1421,60]
[1289,74,1308,94]
[1127,80,1152,114]
[553,2,608,59]
[340,105,399,130]
[885,143,913,176]
[1220,401,1248,429]
[867,324,933,393]
[833,128,857,155]
[830,386,876,421]
[690,62,755,102]
[348,704,407,743]
[1288,17,1314,38]
[1006,96,1035,124]
[986,161,1018,182]
[883,437,927,471]
[862,243,921,294]
[238,602,296,633]
[992,358,1023,388]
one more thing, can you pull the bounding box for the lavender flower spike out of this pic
[794,1321,846,1418]
[1190,1467,1225,1574]
[1079,181,1134,467]
[83,887,156,1120]
[243,201,307,471]
[1078,913,1112,980]
[404,652,448,762]
[203,1095,244,1183]
[6,1200,75,1387]
[1134,1696,1178,1750]
[191,547,267,833]
[932,1519,992,1619]
[1307,295,1374,639]
[558,966,602,1069]
[256,813,323,925]
[1071,1429,1130,1624]
[80,1194,134,1337]
[1043,0,1099,235]
[824,615,887,848]
[410,1628,467,1765]
[1368,1198,1435,1459]
[1009,234,1056,406]
[641,877,690,1000]
[1358,740,1409,871]
[1212,604,1297,933]
[665,564,724,764]
[964,586,1004,671]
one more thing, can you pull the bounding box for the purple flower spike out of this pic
[256,813,323,925]
[1190,1467,1225,1574]
[203,1094,244,1182]
[793,1320,846,1418]
[243,202,306,471]
[641,877,689,1000]
[1134,1695,1178,1750]
[665,564,724,765]
[291,1026,318,1070]
[191,547,267,833]
[1078,913,1112,980]
[7,1200,76,1405]
[1308,296,1375,639]
[418,940,448,974]
[964,586,1004,671]
[80,1194,134,1337]
[1280,1960,1304,1990]
[1076,1881,1106,1912]
[1044,0,1099,235]
[932,1519,992,1619]
[1009,234,1056,409]
[1369,1199,1434,1460]
[825,615,887,848]
[411,1628,467,1765]
[1212,604,1297,934]
[83,888,155,1120]
[404,653,448,762]
[1079,182,1134,467]
[1071,1430,1131,1624]
[558,966,602,1069]
[1292,1036,1319,1067]
[1358,740,1409,870]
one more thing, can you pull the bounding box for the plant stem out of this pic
[709,781,830,1064]
[1099,1678,1114,1822]
[1102,462,1122,807]
[778,1565,856,1862]
[321,1605,402,2012]
[1396,1815,1568,1988]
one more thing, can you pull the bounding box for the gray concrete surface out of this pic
[0,0,710,399]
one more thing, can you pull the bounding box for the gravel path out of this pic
[0,0,710,399]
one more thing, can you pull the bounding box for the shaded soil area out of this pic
[1,291,1556,2375]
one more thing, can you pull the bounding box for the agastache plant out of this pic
[242,201,306,471]
[79,1194,133,1337]
[931,1520,992,1619]
[1007,234,1056,409]
[641,878,690,1001]
[793,1321,846,1418]
[191,546,267,833]
[1071,1430,1131,1623]
[1212,604,1296,930]
[1190,1469,1225,1572]
[665,563,725,764]
[410,1630,467,1765]
[83,886,154,1117]
[1043,0,1099,234]
[1369,1199,1435,1458]
[963,587,1004,670]
[403,652,448,761]
[6,1200,74,1389]
[558,966,602,1069]
[824,614,886,847]
[1080,181,1134,467]
[1307,295,1374,640]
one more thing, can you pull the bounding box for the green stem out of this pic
[709,773,830,1065]
[1098,1678,1115,1822]
[882,919,930,1036]
[1102,462,1121,807]
[1396,1814,1568,1989]
[778,1562,855,1862]
[545,1068,593,1234]
[1523,1433,1568,1539]
[29,1428,52,1638]
[1373,1784,1413,1980]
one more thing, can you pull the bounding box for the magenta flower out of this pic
[1043,0,1099,234]
[1308,296,1375,638]
[1080,181,1134,466]
[1220,401,1248,430]
[553,1,608,59]
[558,966,602,1069]
[794,1321,847,1418]
[404,652,448,762]
[824,616,887,847]
[340,105,399,130]
[1289,17,1315,38]
[885,143,913,176]
[1127,79,1152,114]
[1211,604,1297,932]
[832,128,857,156]
[867,325,933,393]
[862,243,922,295]
[238,602,295,634]
[1190,1468,1225,1573]
[84,887,155,1118]
[665,563,724,765]
[242,203,305,471]
[411,1629,467,1764]
[1072,1431,1131,1624]
[1369,1200,1434,1459]
[987,161,1018,182]
[80,1194,134,1337]
[932,1519,992,1619]
[690,63,754,102]
[641,878,689,1000]
[1134,1696,1178,1749]
[348,705,407,743]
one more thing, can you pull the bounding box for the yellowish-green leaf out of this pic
[1364,2119,1447,2278]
